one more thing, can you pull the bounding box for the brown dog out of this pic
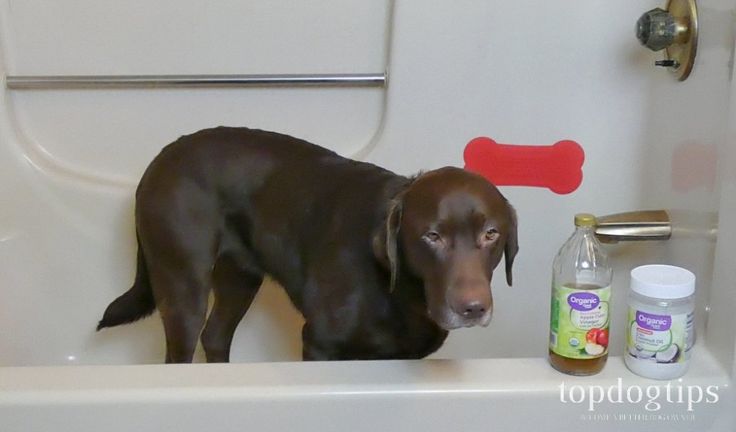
[97,127,518,362]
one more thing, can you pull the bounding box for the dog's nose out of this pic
[448,276,492,322]
[449,289,491,320]
[460,300,487,320]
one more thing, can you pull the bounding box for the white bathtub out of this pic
[0,354,732,432]
[1,1,735,431]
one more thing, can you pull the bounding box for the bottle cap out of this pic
[630,265,695,299]
[574,213,597,227]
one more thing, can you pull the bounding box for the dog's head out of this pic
[374,167,518,330]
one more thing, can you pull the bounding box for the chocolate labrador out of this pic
[97,127,518,362]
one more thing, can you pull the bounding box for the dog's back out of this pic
[138,127,405,287]
[99,127,417,362]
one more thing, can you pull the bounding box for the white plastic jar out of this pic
[624,265,695,380]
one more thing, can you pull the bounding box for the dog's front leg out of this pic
[301,323,336,361]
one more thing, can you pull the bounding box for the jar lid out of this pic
[630,265,695,299]
[574,213,596,227]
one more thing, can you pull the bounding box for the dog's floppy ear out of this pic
[372,198,403,292]
[504,203,519,286]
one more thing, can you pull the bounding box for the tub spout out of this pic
[593,210,671,243]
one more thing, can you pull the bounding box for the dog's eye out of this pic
[484,228,499,242]
[423,231,441,243]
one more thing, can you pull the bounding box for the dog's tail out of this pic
[97,242,156,331]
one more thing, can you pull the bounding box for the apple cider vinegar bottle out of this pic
[548,213,612,375]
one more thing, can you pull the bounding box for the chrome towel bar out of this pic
[4,73,386,90]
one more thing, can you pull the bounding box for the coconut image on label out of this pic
[628,345,657,360]
[655,344,681,363]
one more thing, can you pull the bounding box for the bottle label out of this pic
[549,284,611,359]
[626,308,693,364]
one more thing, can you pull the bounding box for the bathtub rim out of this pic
[0,348,731,403]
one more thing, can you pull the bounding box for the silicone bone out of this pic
[463,137,585,195]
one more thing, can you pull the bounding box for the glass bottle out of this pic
[548,213,612,375]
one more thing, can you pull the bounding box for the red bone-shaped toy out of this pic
[463,137,585,195]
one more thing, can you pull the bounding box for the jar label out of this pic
[626,308,693,364]
[549,284,610,359]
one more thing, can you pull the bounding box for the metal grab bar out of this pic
[4,73,386,90]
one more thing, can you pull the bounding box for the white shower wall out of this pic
[2,2,736,432]
[0,0,733,374]
[0,0,391,365]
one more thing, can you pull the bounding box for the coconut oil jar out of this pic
[625,265,695,380]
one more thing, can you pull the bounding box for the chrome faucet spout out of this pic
[593,210,672,243]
